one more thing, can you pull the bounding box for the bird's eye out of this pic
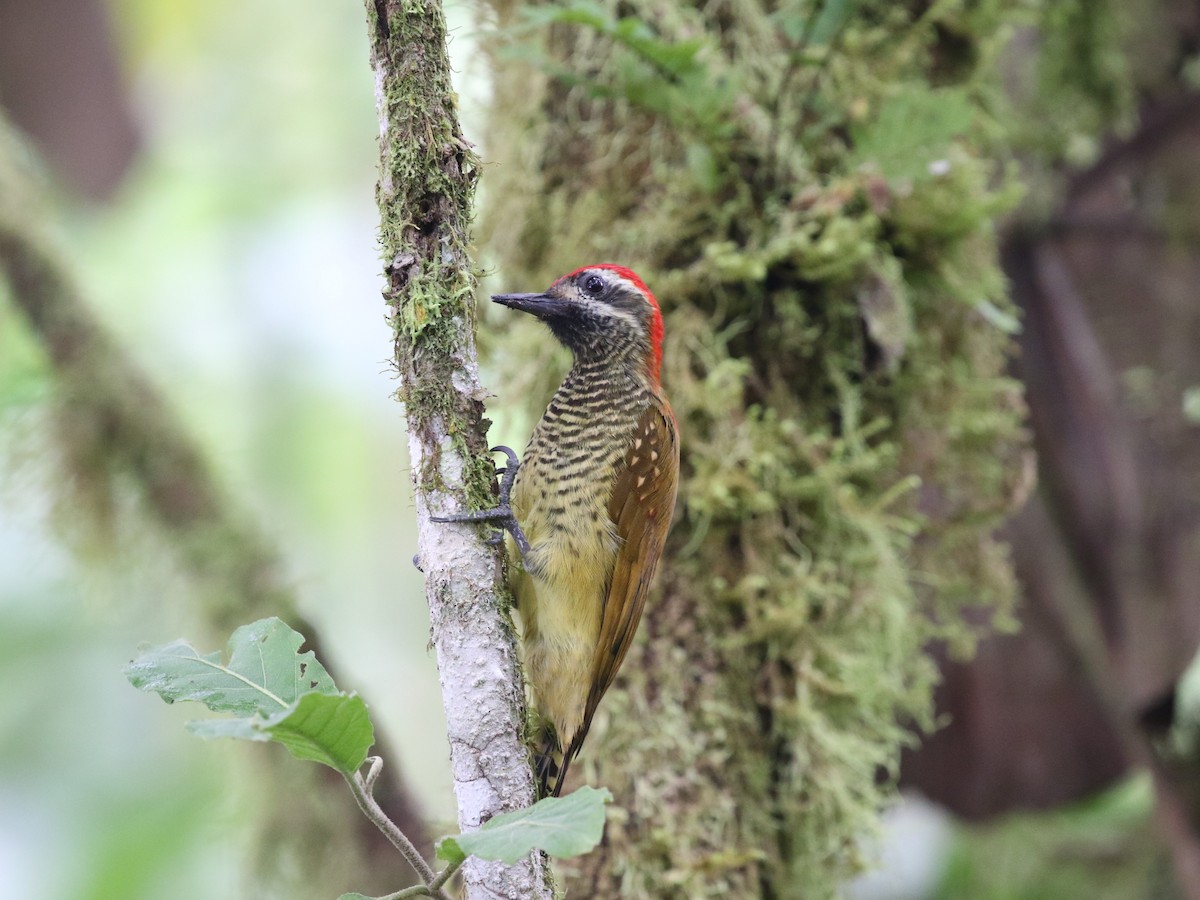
[583,274,605,296]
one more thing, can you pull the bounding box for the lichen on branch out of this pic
[365,1,554,897]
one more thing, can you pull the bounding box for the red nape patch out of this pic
[560,263,665,381]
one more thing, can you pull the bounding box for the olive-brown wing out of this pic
[567,398,679,760]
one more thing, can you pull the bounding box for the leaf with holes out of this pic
[125,618,374,773]
[124,617,337,715]
[436,787,612,865]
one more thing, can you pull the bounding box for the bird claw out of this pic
[430,446,532,561]
[492,445,522,502]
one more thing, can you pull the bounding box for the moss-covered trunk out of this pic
[482,1,1031,895]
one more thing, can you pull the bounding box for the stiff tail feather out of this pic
[534,728,578,798]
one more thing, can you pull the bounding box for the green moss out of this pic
[369,0,500,507]
[480,0,1038,895]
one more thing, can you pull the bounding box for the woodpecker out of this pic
[435,264,679,796]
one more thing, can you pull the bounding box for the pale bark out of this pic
[364,1,554,896]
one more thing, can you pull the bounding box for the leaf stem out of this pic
[365,755,384,792]
[429,858,464,892]
[380,859,463,898]
[345,767,446,895]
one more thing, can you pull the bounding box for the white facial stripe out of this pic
[593,272,646,307]
[576,270,649,318]
[613,276,642,300]
[606,306,641,330]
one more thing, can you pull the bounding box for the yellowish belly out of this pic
[510,459,621,746]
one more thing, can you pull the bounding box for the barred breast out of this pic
[509,361,650,746]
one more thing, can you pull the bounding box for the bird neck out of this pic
[565,332,659,393]
[570,351,655,398]
[524,357,650,475]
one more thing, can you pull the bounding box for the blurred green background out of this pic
[0,1,483,895]
[0,0,1173,898]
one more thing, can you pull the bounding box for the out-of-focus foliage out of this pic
[0,1,468,897]
[935,777,1172,900]
[0,574,236,900]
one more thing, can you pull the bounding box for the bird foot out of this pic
[431,446,532,559]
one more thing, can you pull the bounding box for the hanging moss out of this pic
[481,0,1032,895]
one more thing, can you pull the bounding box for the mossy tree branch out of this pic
[365,2,553,897]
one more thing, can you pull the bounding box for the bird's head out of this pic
[492,264,665,382]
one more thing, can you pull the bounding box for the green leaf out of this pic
[620,31,705,78]
[126,618,374,772]
[185,717,268,743]
[520,1,705,79]
[436,786,612,865]
[337,894,372,900]
[124,617,337,717]
[520,0,608,30]
[809,0,856,47]
[265,692,371,770]
[188,692,374,773]
[773,0,857,47]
